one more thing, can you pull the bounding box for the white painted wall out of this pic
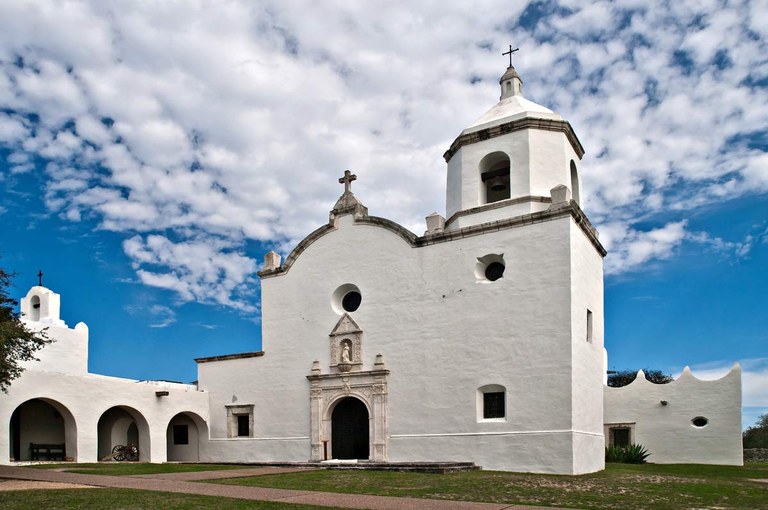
[200,206,604,474]
[603,366,743,465]
[0,301,209,465]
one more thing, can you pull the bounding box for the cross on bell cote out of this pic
[37,270,44,287]
[339,170,357,194]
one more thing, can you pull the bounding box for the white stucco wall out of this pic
[1,296,209,465]
[19,321,89,376]
[0,369,209,464]
[603,366,743,465]
[200,207,605,474]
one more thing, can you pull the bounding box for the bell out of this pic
[489,176,507,192]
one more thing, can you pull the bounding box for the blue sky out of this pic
[0,0,766,428]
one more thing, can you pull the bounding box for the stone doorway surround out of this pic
[307,355,389,462]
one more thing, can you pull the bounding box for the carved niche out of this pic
[329,313,363,373]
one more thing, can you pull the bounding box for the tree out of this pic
[743,414,768,448]
[607,369,674,388]
[0,269,51,393]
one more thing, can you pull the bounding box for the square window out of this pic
[483,392,505,419]
[173,424,189,445]
[611,427,630,447]
[237,414,250,437]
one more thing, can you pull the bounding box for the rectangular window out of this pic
[611,427,630,447]
[586,309,593,342]
[237,414,250,437]
[172,424,189,445]
[226,404,254,438]
[483,392,505,419]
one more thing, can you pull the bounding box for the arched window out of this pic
[480,152,511,204]
[570,160,580,206]
[477,384,506,421]
[29,295,41,321]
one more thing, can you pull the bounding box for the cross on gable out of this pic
[339,170,357,194]
[37,270,43,287]
[503,45,519,67]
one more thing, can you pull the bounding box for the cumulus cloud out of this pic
[0,0,765,308]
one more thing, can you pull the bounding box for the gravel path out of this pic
[0,464,571,510]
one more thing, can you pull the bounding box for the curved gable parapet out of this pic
[259,216,419,279]
[259,203,605,279]
[356,216,419,246]
[258,223,336,278]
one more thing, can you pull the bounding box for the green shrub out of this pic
[605,443,650,464]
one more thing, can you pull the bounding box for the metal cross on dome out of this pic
[37,270,44,287]
[339,170,357,194]
[503,45,519,67]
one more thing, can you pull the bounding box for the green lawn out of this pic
[30,462,248,476]
[0,487,338,510]
[212,462,768,510]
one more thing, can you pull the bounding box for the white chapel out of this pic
[0,63,743,473]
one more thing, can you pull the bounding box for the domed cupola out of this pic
[443,58,585,230]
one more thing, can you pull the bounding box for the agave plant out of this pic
[605,443,651,464]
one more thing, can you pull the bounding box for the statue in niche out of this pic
[341,342,351,363]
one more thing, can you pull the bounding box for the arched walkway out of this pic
[97,406,150,462]
[331,397,369,460]
[166,412,208,462]
[8,398,77,461]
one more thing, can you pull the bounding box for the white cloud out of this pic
[122,234,258,312]
[124,303,177,328]
[0,0,765,308]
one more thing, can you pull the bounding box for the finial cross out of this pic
[37,270,43,287]
[503,45,519,67]
[339,170,357,194]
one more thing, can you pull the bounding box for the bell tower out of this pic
[443,62,585,230]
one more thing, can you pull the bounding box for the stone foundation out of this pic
[744,448,768,463]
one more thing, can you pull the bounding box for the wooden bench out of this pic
[30,443,66,461]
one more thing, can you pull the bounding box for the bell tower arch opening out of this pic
[29,295,41,321]
[570,160,581,206]
[480,152,511,204]
[330,397,370,460]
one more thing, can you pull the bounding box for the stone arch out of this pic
[570,160,580,206]
[166,411,208,462]
[97,405,151,462]
[8,397,77,461]
[479,151,511,204]
[329,396,370,460]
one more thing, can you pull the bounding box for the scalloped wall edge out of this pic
[606,362,741,390]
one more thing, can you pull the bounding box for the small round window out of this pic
[342,291,362,312]
[692,417,708,428]
[331,284,362,315]
[475,254,505,283]
[485,262,505,281]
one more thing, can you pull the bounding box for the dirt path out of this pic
[0,464,570,510]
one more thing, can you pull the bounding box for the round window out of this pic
[342,291,362,312]
[485,262,505,281]
[331,284,362,315]
[475,253,506,283]
[692,417,708,428]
